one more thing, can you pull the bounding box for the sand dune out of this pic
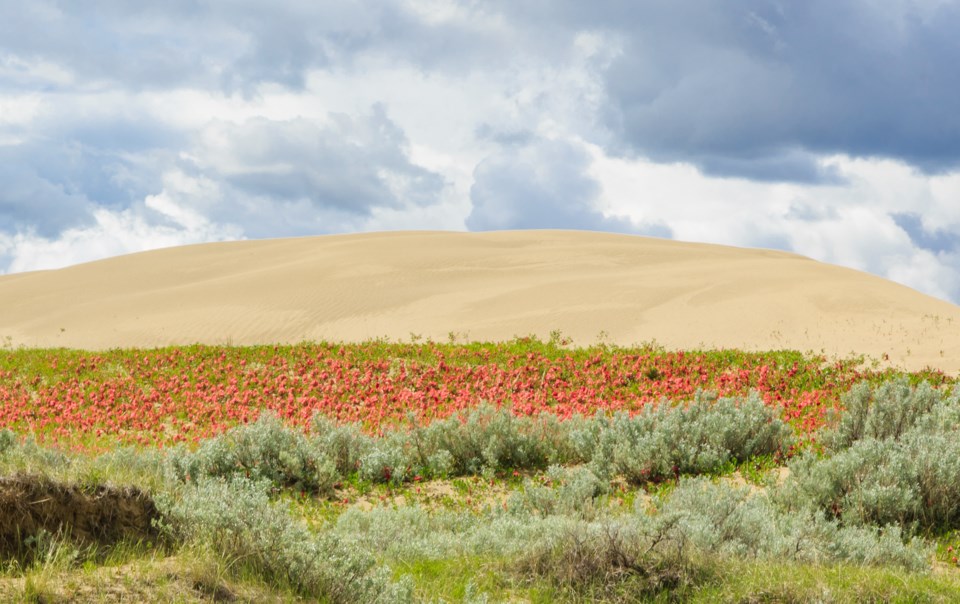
[1,230,958,374]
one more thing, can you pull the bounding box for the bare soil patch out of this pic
[0,474,160,557]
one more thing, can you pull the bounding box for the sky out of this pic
[1,1,959,303]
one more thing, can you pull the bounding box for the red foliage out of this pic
[0,343,949,449]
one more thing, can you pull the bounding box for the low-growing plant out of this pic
[508,465,606,520]
[167,412,338,495]
[783,432,960,532]
[411,404,562,477]
[573,391,793,483]
[161,391,799,492]
[821,379,952,451]
[784,380,960,533]
[515,518,710,601]
[659,477,930,571]
[155,476,413,602]
[310,413,370,475]
[0,428,15,454]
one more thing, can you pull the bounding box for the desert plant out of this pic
[508,465,606,520]
[167,412,338,495]
[785,381,960,532]
[310,414,371,475]
[155,476,412,602]
[783,431,960,532]
[821,379,949,451]
[412,403,563,477]
[514,518,709,600]
[659,477,930,571]
[573,392,793,483]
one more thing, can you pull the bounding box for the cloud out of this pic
[185,105,446,237]
[9,2,960,178]
[0,74,445,229]
[0,102,183,238]
[467,138,668,236]
[0,199,241,275]
[891,212,960,254]
[0,159,93,237]
[0,1,519,97]
[594,151,960,302]
[501,0,960,180]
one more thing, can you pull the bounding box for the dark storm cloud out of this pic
[500,0,960,179]
[191,106,446,237]
[892,212,960,254]
[467,138,669,236]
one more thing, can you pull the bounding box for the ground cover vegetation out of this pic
[1,338,960,601]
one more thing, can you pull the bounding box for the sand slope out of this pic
[1,230,958,373]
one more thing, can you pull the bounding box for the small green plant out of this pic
[168,412,339,495]
[820,379,948,451]
[572,391,793,484]
[783,380,960,532]
[155,476,412,602]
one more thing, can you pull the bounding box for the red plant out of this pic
[0,342,949,451]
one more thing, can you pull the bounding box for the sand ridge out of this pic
[1,230,958,374]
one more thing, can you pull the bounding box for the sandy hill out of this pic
[1,230,958,373]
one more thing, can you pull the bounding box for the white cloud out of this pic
[1,172,241,274]
[591,149,960,302]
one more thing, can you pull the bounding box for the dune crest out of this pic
[2,230,958,374]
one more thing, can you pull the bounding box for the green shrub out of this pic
[660,477,930,571]
[412,403,563,477]
[357,432,417,484]
[167,412,338,495]
[0,432,71,475]
[821,379,950,451]
[169,392,794,490]
[574,392,793,483]
[0,428,16,454]
[786,381,960,532]
[310,414,370,475]
[155,476,412,602]
[326,404,570,484]
[783,432,960,532]
[514,517,708,600]
[508,465,606,520]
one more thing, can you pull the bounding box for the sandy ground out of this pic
[1,230,958,374]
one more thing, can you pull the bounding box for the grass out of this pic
[2,340,960,601]
[687,559,960,603]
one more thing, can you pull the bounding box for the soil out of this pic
[0,473,160,557]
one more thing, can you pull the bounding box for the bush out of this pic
[514,518,707,600]
[167,412,338,495]
[821,379,949,451]
[660,477,930,571]
[508,465,606,520]
[310,414,370,476]
[0,428,16,454]
[783,432,960,532]
[573,392,793,483]
[168,392,794,490]
[785,380,960,532]
[321,404,570,485]
[155,476,412,602]
[357,431,417,484]
[411,404,563,477]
